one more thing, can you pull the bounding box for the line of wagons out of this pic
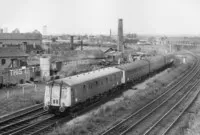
[44,54,174,113]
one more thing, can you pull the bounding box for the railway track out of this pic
[101,56,200,135]
[6,100,105,135]
[143,81,200,135]
[0,103,45,134]
[3,55,197,135]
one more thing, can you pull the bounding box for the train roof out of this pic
[116,60,149,71]
[53,67,122,86]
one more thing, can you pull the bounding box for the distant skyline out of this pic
[0,0,200,35]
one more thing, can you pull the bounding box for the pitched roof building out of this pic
[0,33,42,46]
[0,48,28,70]
[0,48,28,58]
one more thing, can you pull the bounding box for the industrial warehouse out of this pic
[0,0,200,135]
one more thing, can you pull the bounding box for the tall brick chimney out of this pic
[70,36,74,50]
[80,40,83,50]
[118,19,124,53]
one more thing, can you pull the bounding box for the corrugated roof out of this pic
[105,51,122,56]
[26,45,43,53]
[51,50,105,62]
[146,55,164,63]
[0,33,42,40]
[0,48,28,57]
[168,37,200,44]
[53,67,122,86]
[117,60,149,71]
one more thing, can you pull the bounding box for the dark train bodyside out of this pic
[116,55,173,83]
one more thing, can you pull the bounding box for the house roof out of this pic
[51,50,105,62]
[0,48,28,57]
[0,33,42,40]
[26,45,43,52]
[117,60,148,71]
[168,37,200,44]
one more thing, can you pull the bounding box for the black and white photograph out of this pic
[0,0,200,134]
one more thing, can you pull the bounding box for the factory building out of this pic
[0,28,3,33]
[0,33,43,53]
[0,48,28,70]
[0,33,42,46]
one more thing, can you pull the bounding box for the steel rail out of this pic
[143,81,200,135]
[123,80,199,135]
[101,56,199,135]
[0,111,48,135]
[0,103,44,127]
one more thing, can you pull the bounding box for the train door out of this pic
[61,86,71,107]
[0,76,3,88]
[44,85,51,105]
[51,84,61,106]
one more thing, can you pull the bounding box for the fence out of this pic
[0,83,45,100]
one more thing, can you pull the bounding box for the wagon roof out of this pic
[116,60,149,71]
[53,67,122,86]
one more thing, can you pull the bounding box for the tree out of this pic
[51,37,58,42]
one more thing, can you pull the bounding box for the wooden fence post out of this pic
[22,87,25,95]
[35,84,37,91]
[6,90,9,99]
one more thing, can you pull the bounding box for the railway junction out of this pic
[0,51,199,135]
[0,14,199,135]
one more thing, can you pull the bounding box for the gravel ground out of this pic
[0,83,45,116]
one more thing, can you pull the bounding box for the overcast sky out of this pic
[0,0,200,35]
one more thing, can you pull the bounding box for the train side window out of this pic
[1,59,6,65]
[83,85,87,93]
[113,75,115,81]
[95,81,98,86]
[106,78,108,83]
[89,84,92,89]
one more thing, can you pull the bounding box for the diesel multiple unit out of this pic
[44,54,174,113]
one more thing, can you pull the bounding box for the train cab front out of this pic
[44,81,72,114]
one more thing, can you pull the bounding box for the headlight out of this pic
[44,105,49,111]
[59,106,65,112]
[47,101,50,105]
